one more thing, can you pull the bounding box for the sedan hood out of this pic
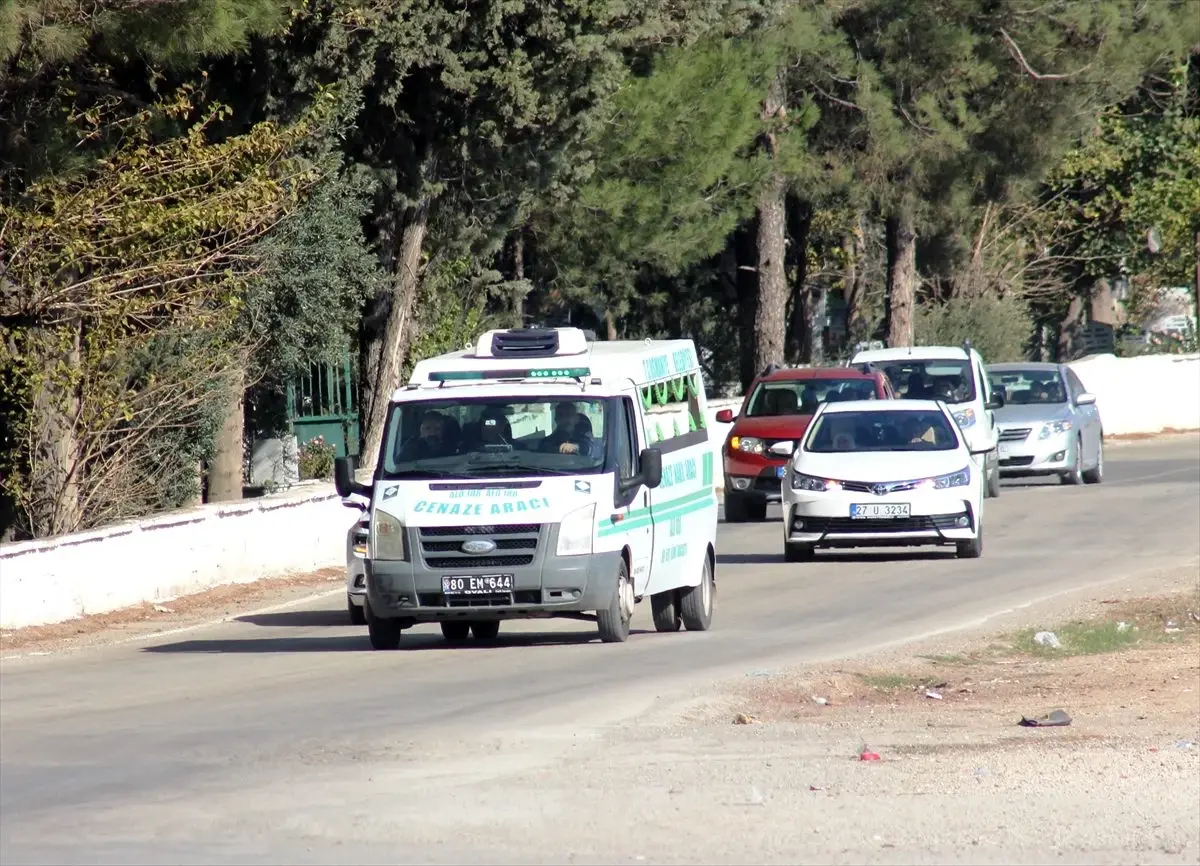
[795,449,970,484]
[994,403,1070,426]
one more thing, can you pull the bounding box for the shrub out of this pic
[914,294,1033,362]
[297,435,336,480]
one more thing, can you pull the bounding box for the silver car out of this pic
[985,362,1104,485]
[345,512,369,624]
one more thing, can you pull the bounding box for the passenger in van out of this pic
[540,401,597,456]
[398,410,452,461]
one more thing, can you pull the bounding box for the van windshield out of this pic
[379,397,607,480]
[877,359,976,404]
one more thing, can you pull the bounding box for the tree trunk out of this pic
[207,367,245,503]
[604,309,618,341]
[885,199,917,349]
[359,199,431,473]
[509,231,526,329]
[753,173,788,374]
[733,226,759,392]
[1057,294,1086,361]
[27,323,83,537]
[784,195,813,363]
[844,213,868,346]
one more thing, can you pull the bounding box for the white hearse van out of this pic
[849,342,1005,498]
[335,326,719,649]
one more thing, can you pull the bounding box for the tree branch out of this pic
[998,29,1093,81]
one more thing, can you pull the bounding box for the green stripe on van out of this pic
[597,487,716,537]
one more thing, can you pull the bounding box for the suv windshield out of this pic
[877,359,976,404]
[745,378,877,417]
[380,397,607,480]
[805,409,959,452]
[987,369,1067,405]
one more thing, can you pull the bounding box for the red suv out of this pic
[715,365,896,521]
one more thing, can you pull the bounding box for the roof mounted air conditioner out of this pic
[473,326,590,359]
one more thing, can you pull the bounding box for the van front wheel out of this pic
[597,558,633,643]
[366,602,403,650]
[678,557,714,632]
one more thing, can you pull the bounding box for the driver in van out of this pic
[399,410,451,460]
[540,401,597,456]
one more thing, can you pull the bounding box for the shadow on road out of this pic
[718,549,955,565]
[236,609,351,628]
[141,627,656,654]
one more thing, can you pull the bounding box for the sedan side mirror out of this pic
[1075,392,1096,406]
[715,408,736,424]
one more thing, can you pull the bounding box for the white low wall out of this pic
[1069,353,1200,437]
[2,354,1194,632]
[0,487,361,631]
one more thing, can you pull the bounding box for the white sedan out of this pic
[781,399,985,561]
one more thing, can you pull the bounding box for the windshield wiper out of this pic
[465,459,575,476]
[380,468,462,479]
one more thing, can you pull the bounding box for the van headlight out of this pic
[557,503,596,557]
[931,466,971,489]
[371,512,407,561]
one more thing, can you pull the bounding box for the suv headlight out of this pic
[371,511,407,561]
[791,472,837,492]
[557,503,596,557]
[1038,420,1072,439]
[729,435,764,455]
[930,466,971,489]
[952,408,976,428]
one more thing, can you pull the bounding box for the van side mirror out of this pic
[640,448,663,489]
[715,409,735,424]
[334,455,372,500]
[985,391,1005,410]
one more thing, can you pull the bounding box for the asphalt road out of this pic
[2,437,1198,865]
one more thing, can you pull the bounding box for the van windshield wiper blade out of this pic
[381,467,461,479]
[465,460,575,476]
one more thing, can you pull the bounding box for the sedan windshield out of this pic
[878,360,976,404]
[805,410,959,453]
[987,369,1067,405]
[745,378,877,417]
[380,397,607,479]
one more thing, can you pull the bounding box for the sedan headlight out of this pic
[1038,420,1072,439]
[557,503,596,557]
[930,466,971,489]
[791,472,839,492]
[371,511,407,561]
[729,435,764,455]
[952,408,976,428]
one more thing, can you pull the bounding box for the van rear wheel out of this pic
[441,621,471,641]
[650,591,681,632]
[678,556,714,632]
[470,620,500,640]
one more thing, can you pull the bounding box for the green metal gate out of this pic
[287,353,360,459]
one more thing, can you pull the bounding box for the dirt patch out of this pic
[1110,427,1200,442]
[0,568,344,655]
[719,587,1200,752]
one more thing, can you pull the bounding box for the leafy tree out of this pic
[0,88,329,538]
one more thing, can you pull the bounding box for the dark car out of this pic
[715,365,897,521]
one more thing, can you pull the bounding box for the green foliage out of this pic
[0,86,328,536]
[913,293,1033,362]
[403,256,500,383]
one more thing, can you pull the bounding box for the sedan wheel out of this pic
[1082,437,1104,484]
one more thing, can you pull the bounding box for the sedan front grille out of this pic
[999,427,1032,443]
[798,514,966,534]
